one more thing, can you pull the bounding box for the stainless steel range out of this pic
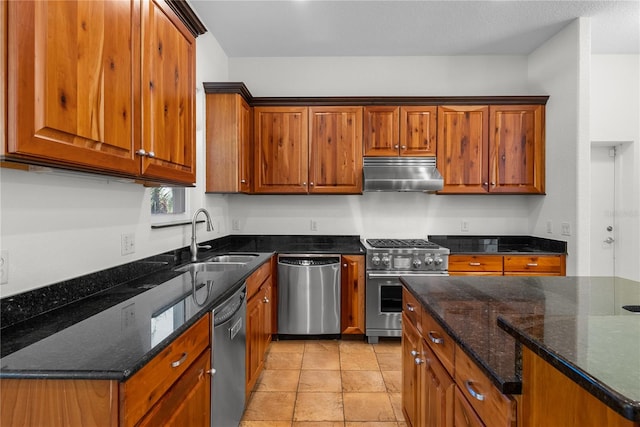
[363,238,449,343]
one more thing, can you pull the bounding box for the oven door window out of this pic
[380,285,402,313]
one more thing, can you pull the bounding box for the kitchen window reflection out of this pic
[151,299,186,347]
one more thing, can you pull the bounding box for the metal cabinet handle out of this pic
[428,331,443,345]
[414,357,424,365]
[310,182,314,186]
[136,149,147,156]
[406,303,415,312]
[147,151,155,158]
[207,368,217,377]
[401,145,407,149]
[464,380,485,401]
[263,296,269,304]
[171,352,188,368]
[302,182,307,186]
[469,262,481,266]
[526,263,539,267]
[241,179,247,183]
[410,350,419,357]
[394,144,399,149]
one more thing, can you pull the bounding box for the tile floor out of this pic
[240,338,407,427]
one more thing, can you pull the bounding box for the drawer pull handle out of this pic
[469,262,481,266]
[465,380,485,401]
[414,357,424,365]
[410,350,419,356]
[526,263,539,267]
[263,296,270,304]
[406,303,415,312]
[207,368,217,377]
[428,331,443,345]
[171,352,188,368]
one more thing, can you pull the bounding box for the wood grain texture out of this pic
[1,0,6,156]
[421,340,455,427]
[522,348,638,427]
[253,106,309,193]
[120,314,210,427]
[205,93,242,192]
[400,106,438,156]
[448,255,504,274]
[402,312,423,427]
[0,379,118,427]
[454,386,485,427]
[309,106,363,194]
[363,106,400,156]
[340,255,366,334]
[437,105,490,194]
[503,254,564,275]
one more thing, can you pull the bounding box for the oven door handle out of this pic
[366,272,448,279]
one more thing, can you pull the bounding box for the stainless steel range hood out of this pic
[363,157,444,192]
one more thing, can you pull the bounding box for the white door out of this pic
[589,146,616,276]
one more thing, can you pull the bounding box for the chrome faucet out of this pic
[190,208,213,262]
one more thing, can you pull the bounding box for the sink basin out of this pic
[208,254,259,264]
[175,262,245,274]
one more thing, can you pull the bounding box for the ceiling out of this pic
[188,0,640,57]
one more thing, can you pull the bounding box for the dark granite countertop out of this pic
[401,275,640,422]
[428,235,567,255]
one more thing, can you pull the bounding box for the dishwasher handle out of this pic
[278,254,340,266]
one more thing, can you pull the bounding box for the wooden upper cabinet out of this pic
[437,104,545,194]
[140,0,196,185]
[437,105,489,194]
[489,105,545,194]
[309,107,363,194]
[400,106,437,156]
[5,0,140,176]
[364,106,437,157]
[363,106,400,156]
[253,106,309,194]
[205,93,252,193]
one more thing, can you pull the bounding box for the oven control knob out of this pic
[381,256,390,266]
[425,257,434,266]
[434,257,443,266]
[412,258,422,268]
[371,255,381,266]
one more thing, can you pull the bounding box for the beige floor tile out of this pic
[376,353,402,371]
[371,340,402,354]
[265,352,304,370]
[305,340,340,353]
[345,423,399,427]
[341,370,386,392]
[343,393,396,422]
[293,422,345,427]
[256,369,301,392]
[339,340,374,354]
[240,422,293,427]
[340,351,380,371]
[302,351,341,370]
[270,340,306,353]
[294,392,344,422]
[299,370,342,392]
[381,371,402,393]
[388,393,404,421]
[243,391,296,421]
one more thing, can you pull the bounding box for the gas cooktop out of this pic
[365,238,442,249]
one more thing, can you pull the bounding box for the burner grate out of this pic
[366,239,441,249]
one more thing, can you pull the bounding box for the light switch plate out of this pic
[561,222,571,236]
[0,250,8,285]
[121,233,136,255]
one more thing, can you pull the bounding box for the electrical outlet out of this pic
[121,303,136,330]
[0,250,8,285]
[310,220,318,231]
[561,222,571,236]
[461,220,469,232]
[121,233,135,255]
[546,220,553,234]
[232,219,240,231]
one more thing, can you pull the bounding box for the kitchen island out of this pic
[401,275,640,425]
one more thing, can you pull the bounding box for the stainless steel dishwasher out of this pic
[277,254,341,335]
[211,283,246,427]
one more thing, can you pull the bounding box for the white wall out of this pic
[590,55,640,281]
[0,32,230,297]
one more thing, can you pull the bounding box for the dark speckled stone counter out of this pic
[428,235,567,254]
[401,275,640,422]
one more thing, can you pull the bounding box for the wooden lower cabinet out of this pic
[245,258,275,399]
[421,341,455,427]
[0,314,211,427]
[341,254,366,334]
[449,254,565,276]
[402,312,423,427]
[454,386,485,427]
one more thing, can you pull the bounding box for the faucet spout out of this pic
[190,208,213,262]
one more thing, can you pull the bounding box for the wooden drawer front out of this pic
[421,311,455,376]
[402,287,422,331]
[449,255,503,273]
[247,259,272,299]
[121,314,211,427]
[454,386,486,427]
[454,346,516,427]
[503,255,563,274]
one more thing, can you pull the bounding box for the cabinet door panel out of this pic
[309,107,363,194]
[7,0,139,175]
[489,105,544,194]
[402,314,422,427]
[254,107,309,193]
[401,106,437,156]
[141,0,196,184]
[341,255,365,334]
[364,106,400,156]
[436,106,489,194]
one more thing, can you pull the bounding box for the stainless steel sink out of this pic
[208,254,259,264]
[175,262,245,274]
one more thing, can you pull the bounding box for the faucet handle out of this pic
[197,244,212,250]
